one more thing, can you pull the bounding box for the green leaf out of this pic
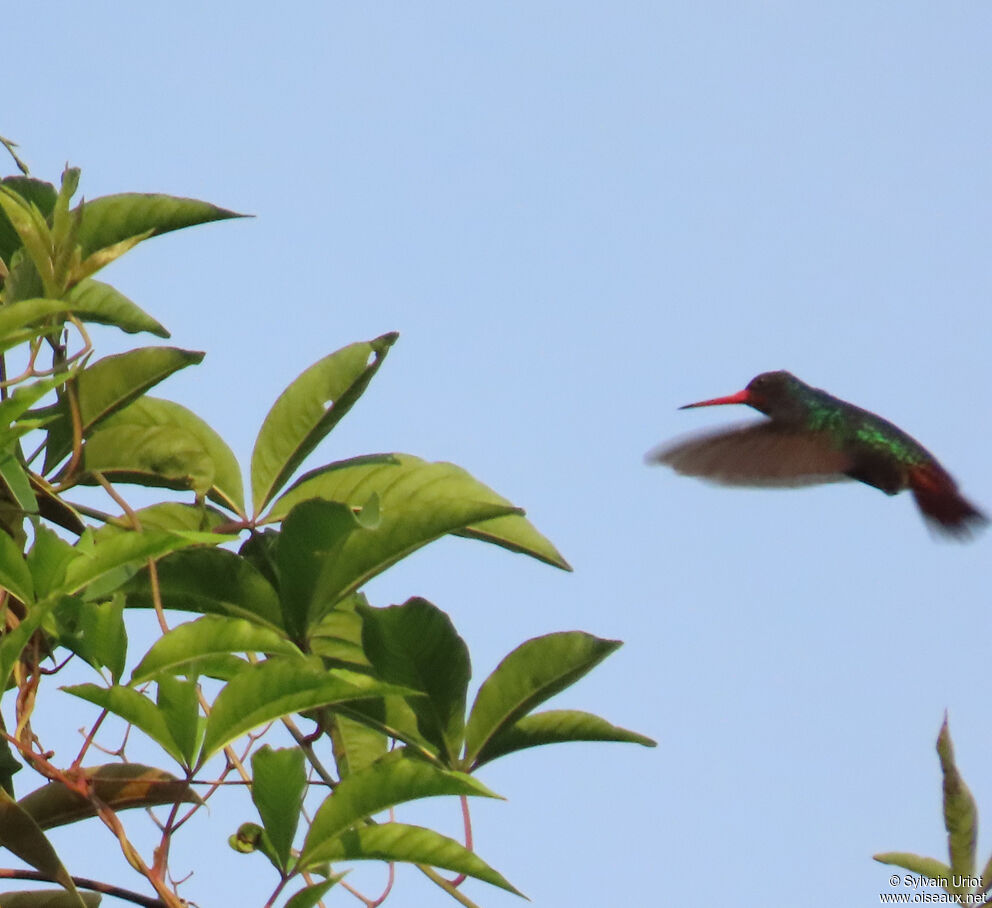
[358,599,470,764]
[0,298,73,343]
[29,476,85,536]
[53,596,127,682]
[937,718,977,886]
[84,418,215,493]
[301,750,498,864]
[463,632,621,768]
[92,501,231,538]
[308,596,371,670]
[62,529,213,597]
[283,878,343,908]
[0,891,100,907]
[0,788,82,901]
[0,450,37,514]
[65,278,168,337]
[73,230,154,284]
[61,683,185,766]
[0,528,34,604]
[276,498,363,638]
[265,455,521,605]
[251,746,306,871]
[303,823,521,895]
[199,657,415,766]
[0,602,53,691]
[0,376,61,427]
[81,396,244,511]
[472,709,657,768]
[335,695,438,761]
[120,548,283,631]
[455,512,571,570]
[156,676,202,767]
[75,193,247,257]
[44,347,204,473]
[27,524,79,599]
[0,189,54,293]
[0,177,56,265]
[19,763,201,830]
[327,713,387,778]
[874,852,953,882]
[250,333,397,513]
[131,615,299,683]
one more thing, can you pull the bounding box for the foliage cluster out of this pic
[0,148,654,908]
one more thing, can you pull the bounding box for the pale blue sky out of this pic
[5,3,992,906]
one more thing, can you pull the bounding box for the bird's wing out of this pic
[646,421,855,487]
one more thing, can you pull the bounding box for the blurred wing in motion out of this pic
[646,421,854,487]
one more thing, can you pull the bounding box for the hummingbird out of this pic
[647,370,987,538]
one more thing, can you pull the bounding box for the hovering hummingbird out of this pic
[647,371,987,538]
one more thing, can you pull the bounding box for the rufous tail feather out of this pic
[909,465,988,538]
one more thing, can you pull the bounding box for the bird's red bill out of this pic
[679,389,751,410]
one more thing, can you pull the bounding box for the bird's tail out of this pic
[909,465,988,539]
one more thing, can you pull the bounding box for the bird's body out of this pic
[648,370,987,538]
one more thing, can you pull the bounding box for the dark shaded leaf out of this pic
[121,548,283,632]
[359,599,469,764]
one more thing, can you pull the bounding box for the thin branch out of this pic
[0,869,165,908]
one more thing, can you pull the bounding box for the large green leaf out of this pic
[65,278,168,337]
[264,455,521,606]
[198,657,415,766]
[251,746,306,871]
[80,396,244,512]
[455,512,571,570]
[0,789,82,903]
[301,750,498,862]
[44,347,204,473]
[358,599,470,764]
[131,615,299,683]
[250,333,397,513]
[120,547,283,631]
[18,763,200,829]
[472,709,656,768]
[302,823,520,895]
[463,632,621,768]
[75,193,246,257]
[61,684,186,766]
